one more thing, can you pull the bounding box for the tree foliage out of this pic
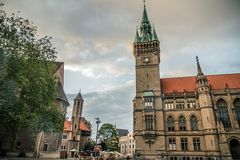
[0,4,64,148]
[97,123,119,151]
[83,138,96,151]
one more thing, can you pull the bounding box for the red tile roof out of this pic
[63,120,91,132]
[64,120,72,132]
[79,121,91,132]
[161,73,240,93]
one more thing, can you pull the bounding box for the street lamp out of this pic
[95,117,101,144]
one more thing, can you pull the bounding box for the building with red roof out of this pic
[60,92,91,158]
[132,2,240,160]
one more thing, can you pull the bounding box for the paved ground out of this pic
[0,158,79,160]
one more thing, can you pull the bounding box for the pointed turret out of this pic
[196,56,203,76]
[195,56,209,92]
[152,27,158,41]
[134,28,140,43]
[75,90,83,100]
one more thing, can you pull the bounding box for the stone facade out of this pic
[119,133,136,156]
[132,2,240,160]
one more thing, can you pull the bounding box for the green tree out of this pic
[83,138,96,151]
[97,123,119,151]
[0,4,64,150]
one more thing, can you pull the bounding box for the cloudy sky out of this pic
[3,0,240,136]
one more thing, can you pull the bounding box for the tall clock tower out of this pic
[133,1,166,159]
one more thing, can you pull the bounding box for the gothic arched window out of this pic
[234,99,240,126]
[190,115,198,131]
[167,116,175,131]
[217,99,231,129]
[178,116,186,131]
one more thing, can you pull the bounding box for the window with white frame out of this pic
[165,101,174,110]
[169,138,176,150]
[144,98,153,109]
[187,100,196,109]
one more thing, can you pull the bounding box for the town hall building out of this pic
[132,2,240,160]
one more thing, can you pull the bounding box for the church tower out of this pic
[133,1,166,158]
[71,91,84,142]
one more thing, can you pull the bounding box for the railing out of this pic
[163,92,196,99]
[230,88,240,94]
[212,89,227,95]
[212,88,240,95]
[223,128,240,133]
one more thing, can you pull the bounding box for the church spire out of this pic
[139,0,152,42]
[133,0,160,43]
[196,56,204,76]
[152,27,158,41]
[142,0,149,23]
[134,27,140,43]
[75,89,83,100]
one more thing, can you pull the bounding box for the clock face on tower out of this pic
[143,57,150,63]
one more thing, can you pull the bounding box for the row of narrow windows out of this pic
[170,157,204,160]
[145,99,197,110]
[144,98,153,109]
[165,101,196,110]
[134,43,159,48]
[145,115,198,131]
[167,115,198,131]
[145,114,198,131]
[168,137,201,151]
[144,98,240,130]
[121,144,135,150]
[197,78,207,86]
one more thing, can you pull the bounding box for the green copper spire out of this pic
[142,1,149,23]
[140,0,152,42]
[134,28,140,43]
[152,27,158,41]
[133,0,159,43]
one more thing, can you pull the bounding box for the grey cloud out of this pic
[66,81,135,138]
[3,0,240,133]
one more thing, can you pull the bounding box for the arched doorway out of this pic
[229,139,240,160]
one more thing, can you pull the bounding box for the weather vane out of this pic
[143,0,146,6]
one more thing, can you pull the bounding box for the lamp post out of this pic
[95,117,101,144]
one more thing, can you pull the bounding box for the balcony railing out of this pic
[212,88,240,95]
